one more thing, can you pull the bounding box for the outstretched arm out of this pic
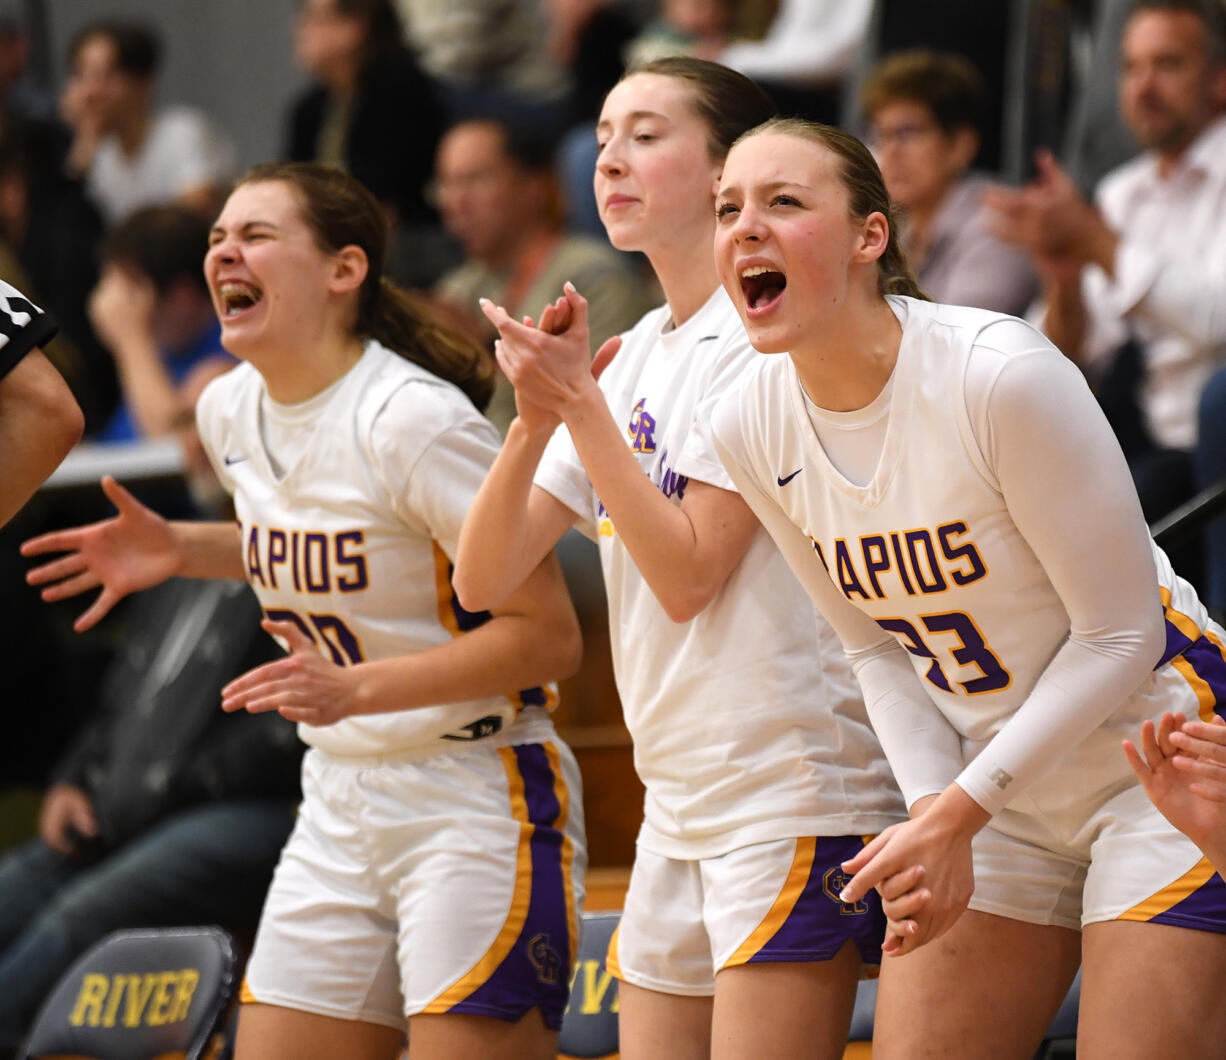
[22,475,244,631]
[483,285,761,622]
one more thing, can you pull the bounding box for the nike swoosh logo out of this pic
[777,468,803,486]
[224,454,247,466]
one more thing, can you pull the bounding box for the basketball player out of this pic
[0,280,83,526]
[709,117,1226,1058]
[22,164,585,1060]
[454,60,905,1060]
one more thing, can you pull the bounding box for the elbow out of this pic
[661,585,718,624]
[553,616,583,681]
[40,385,84,462]
[452,563,503,615]
[21,354,84,459]
[452,574,487,615]
[534,603,583,682]
[58,399,86,457]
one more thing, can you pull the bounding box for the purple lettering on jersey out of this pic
[626,398,657,453]
[904,530,947,594]
[657,449,688,501]
[889,533,916,595]
[267,529,289,589]
[811,538,829,573]
[249,526,370,596]
[335,531,369,592]
[290,532,302,592]
[861,535,890,598]
[937,521,988,586]
[303,533,330,593]
[814,521,987,604]
[834,539,871,601]
[246,523,266,587]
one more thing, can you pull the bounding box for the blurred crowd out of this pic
[0,0,1224,1046]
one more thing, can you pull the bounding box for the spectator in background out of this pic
[59,20,237,225]
[433,118,655,433]
[863,50,1038,316]
[546,0,640,128]
[987,0,1226,576]
[624,0,732,68]
[718,0,873,123]
[0,2,55,124]
[0,577,302,1053]
[288,0,455,288]
[394,0,570,136]
[89,205,233,446]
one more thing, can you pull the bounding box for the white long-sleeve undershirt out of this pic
[718,316,1168,816]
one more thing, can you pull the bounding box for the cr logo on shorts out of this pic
[823,867,869,915]
[528,933,562,985]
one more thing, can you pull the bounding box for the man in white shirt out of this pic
[987,0,1226,585]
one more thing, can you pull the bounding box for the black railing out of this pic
[1150,480,1226,552]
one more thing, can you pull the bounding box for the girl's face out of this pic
[205,180,353,360]
[594,73,724,254]
[715,132,884,353]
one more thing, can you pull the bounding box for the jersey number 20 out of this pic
[265,608,366,666]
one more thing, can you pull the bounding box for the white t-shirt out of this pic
[197,339,555,757]
[534,287,904,859]
[1076,113,1226,449]
[714,296,1210,817]
[89,105,238,224]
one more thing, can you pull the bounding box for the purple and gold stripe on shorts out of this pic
[1157,587,1200,668]
[722,836,886,970]
[1119,857,1226,934]
[425,742,578,1029]
[1122,602,1226,934]
[1170,628,1226,724]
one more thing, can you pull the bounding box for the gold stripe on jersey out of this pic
[433,542,463,639]
[1172,654,1218,723]
[431,540,557,715]
[239,976,255,1004]
[1196,627,1226,723]
[604,923,623,982]
[544,740,579,966]
[1161,586,1202,645]
[722,837,816,968]
[424,747,534,1012]
[1118,856,1218,922]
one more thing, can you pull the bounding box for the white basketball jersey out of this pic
[715,297,1207,768]
[197,340,554,757]
[534,288,904,859]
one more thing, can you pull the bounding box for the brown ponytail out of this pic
[235,162,495,410]
[732,118,929,301]
[369,278,495,410]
